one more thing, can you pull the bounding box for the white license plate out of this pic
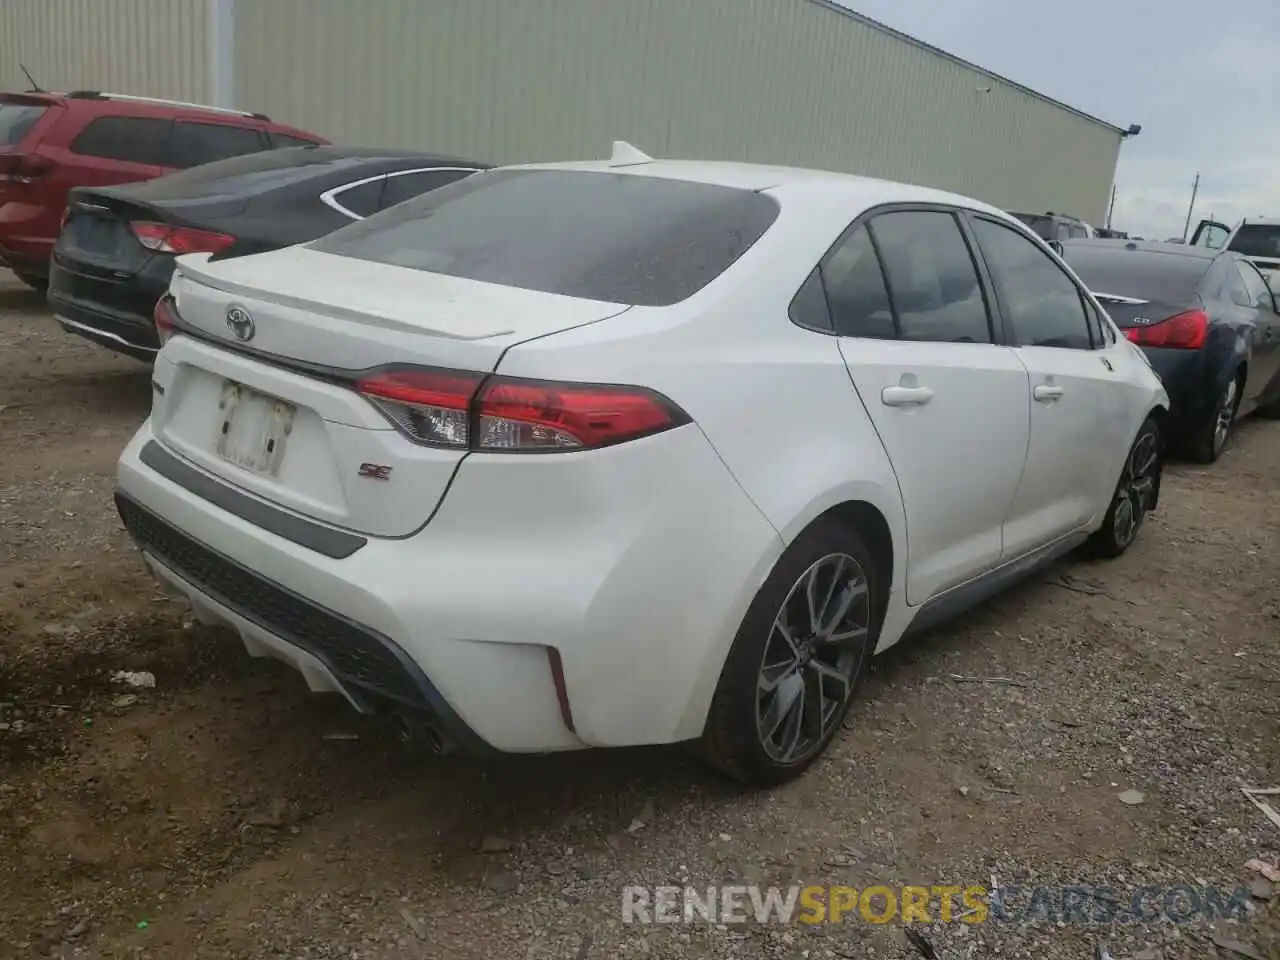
[214,380,296,477]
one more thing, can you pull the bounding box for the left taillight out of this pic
[1123,309,1209,350]
[153,294,180,346]
[0,152,54,184]
[355,367,691,453]
[130,221,236,255]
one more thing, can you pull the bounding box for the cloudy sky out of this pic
[843,0,1279,241]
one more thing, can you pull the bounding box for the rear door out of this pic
[1235,260,1280,405]
[967,215,1133,551]
[822,208,1031,604]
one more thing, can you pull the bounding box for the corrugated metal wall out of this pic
[0,0,209,103]
[0,0,1121,224]
[233,0,1120,223]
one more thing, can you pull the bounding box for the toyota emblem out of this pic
[225,305,255,342]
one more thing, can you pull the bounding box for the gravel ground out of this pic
[1,269,1277,960]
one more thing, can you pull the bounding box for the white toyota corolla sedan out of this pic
[115,144,1169,785]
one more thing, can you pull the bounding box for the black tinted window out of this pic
[379,168,477,209]
[869,211,991,343]
[789,268,832,332]
[269,132,320,149]
[821,226,895,338]
[1061,246,1210,302]
[1228,224,1280,260]
[310,170,779,306]
[69,116,170,165]
[168,121,265,168]
[331,178,385,218]
[973,217,1091,349]
[0,103,46,145]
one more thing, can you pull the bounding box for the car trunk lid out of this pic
[1091,292,1193,329]
[150,247,630,537]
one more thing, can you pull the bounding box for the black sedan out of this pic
[1061,239,1280,462]
[47,146,489,361]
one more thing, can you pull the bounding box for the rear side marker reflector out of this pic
[355,367,691,452]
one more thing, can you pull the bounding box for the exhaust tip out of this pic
[395,713,455,755]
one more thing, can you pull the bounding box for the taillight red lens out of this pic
[357,369,482,448]
[153,294,180,345]
[0,153,54,183]
[475,378,685,450]
[130,221,236,255]
[355,368,690,452]
[1123,309,1209,350]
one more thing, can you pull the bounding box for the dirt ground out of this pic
[1,268,1277,960]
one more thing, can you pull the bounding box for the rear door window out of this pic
[69,116,171,165]
[378,168,478,210]
[328,177,386,218]
[309,169,780,306]
[167,121,267,168]
[1238,261,1275,310]
[819,226,896,339]
[972,216,1093,349]
[0,103,48,145]
[868,210,993,343]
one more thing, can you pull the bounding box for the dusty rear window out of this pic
[308,169,780,306]
[0,103,47,145]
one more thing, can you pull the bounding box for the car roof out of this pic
[1062,237,1221,261]
[502,156,1012,218]
[260,144,488,165]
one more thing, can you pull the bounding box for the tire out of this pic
[12,271,48,292]
[1087,415,1163,559]
[699,520,880,786]
[1182,372,1242,464]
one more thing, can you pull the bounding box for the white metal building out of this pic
[0,0,1131,223]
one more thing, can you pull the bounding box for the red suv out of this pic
[0,90,326,289]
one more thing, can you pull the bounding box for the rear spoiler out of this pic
[0,91,62,107]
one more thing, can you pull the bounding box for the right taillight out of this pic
[355,368,691,453]
[1123,308,1209,350]
[153,294,180,346]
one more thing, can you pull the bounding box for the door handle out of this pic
[881,385,934,407]
[1033,384,1064,402]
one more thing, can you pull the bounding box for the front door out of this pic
[967,214,1132,554]
[819,209,1031,604]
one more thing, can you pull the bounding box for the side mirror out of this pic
[1048,240,1064,255]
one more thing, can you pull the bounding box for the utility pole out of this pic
[1180,172,1200,243]
[1106,184,1117,230]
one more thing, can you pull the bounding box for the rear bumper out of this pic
[115,419,783,754]
[48,289,161,362]
[1142,347,1216,437]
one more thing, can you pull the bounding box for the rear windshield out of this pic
[0,103,47,146]
[308,169,781,306]
[1228,224,1280,260]
[1062,246,1210,302]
